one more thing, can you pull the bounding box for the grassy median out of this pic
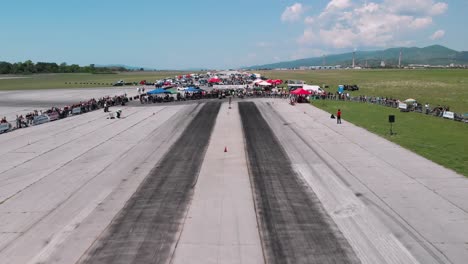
[312,100,468,177]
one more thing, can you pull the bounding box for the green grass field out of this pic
[0,72,188,91]
[262,69,468,113]
[312,100,468,177]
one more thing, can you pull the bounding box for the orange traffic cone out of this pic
[224,147,228,152]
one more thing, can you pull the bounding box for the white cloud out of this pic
[281,3,305,22]
[409,17,433,29]
[297,29,316,45]
[355,2,380,13]
[385,0,448,16]
[319,28,358,48]
[326,0,352,11]
[304,16,314,25]
[294,0,448,49]
[430,2,448,15]
[430,30,445,40]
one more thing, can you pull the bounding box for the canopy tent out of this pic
[290,88,311,95]
[166,88,179,94]
[208,78,221,83]
[258,81,271,86]
[147,88,171,95]
[404,98,417,103]
[266,79,283,85]
[184,87,201,92]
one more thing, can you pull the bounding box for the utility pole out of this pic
[352,51,356,68]
[398,48,402,68]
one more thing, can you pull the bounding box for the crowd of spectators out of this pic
[306,91,467,123]
[1,94,129,133]
[137,87,294,105]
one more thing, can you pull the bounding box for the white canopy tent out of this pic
[258,81,271,86]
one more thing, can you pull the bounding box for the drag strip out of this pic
[239,102,360,264]
[79,102,221,264]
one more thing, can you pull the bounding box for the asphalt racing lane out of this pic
[79,102,221,264]
[239,102,360,264]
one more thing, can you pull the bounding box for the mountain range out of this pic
[246,45,468,69]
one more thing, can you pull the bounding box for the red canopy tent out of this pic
[266,79,283,85]
[208,78,221,83]
[290,88,311,95]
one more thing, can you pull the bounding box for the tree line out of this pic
[0,60,130,74]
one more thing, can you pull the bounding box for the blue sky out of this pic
[0,0,466,69]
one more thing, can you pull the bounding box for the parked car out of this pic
[113,80,124,86]
[344,84,359,91]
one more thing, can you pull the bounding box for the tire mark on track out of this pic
[239,102,360,264]
[79,102,221,264]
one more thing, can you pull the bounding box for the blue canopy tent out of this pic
[184,87,201,92]
[147,88,170,95]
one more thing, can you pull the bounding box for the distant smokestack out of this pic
[352,51,356,68]
[398,48,402,68]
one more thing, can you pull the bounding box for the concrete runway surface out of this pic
[0,87,139,122]
[0,90,467,264]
